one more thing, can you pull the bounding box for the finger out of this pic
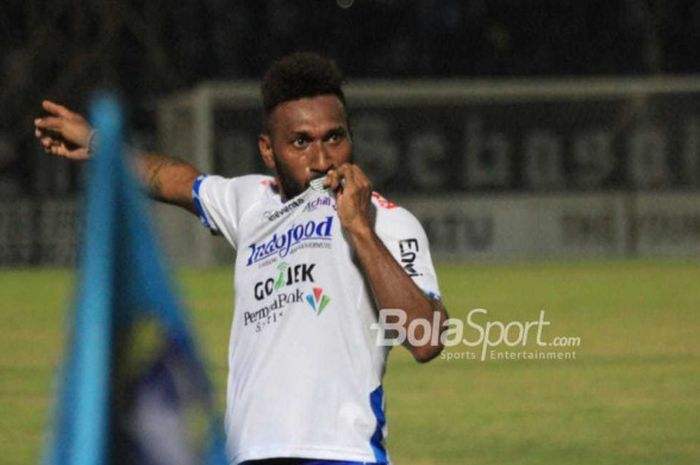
[340,168,371,202]
[49,143,66,157]
[36,127,62,148]
[334,164,351,181]
[65,147,89,159]
[34,117,64,131]
[324,169,341,191]
[46,140,87,160]
[42,100,76,118]
[336,164,357,189]
[323,170,334,187]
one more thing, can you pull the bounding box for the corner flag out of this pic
[43,96,228,465]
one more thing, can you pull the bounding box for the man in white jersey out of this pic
[34,52,448,465]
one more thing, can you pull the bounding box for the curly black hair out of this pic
[261,52,346,118]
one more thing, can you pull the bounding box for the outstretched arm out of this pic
[34,100,200,213]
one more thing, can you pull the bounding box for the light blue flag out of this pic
[43,95,228,465]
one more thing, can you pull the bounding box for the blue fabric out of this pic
[241,460,384,465]
[369,385,388,464]
[43,96,228,465]
[424,290,441,300]
[192,174,214,229]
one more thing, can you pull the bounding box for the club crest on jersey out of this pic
[306,287,331,315]
[246,216,334,266]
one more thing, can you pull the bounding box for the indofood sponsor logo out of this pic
[246,216,334,266]
[263,198,305,222]
[306,287,331,315]
[303,195,335,213]
[254,262,315,300]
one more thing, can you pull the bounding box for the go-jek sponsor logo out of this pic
[306,288,331,315]
[254,262,315,300]
[244,264,332,331]
[246,216,334,266]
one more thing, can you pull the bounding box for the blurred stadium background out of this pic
[1,1,699,464]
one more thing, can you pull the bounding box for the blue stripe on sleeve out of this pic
[424,290,441,301]
[192,175,215,231]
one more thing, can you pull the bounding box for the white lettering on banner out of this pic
[560,213,617,246]
[407,131,447,189]
[463,116,511,188]
[524,130,565,190]
[423,216,494,252]
[214,113,700,193]
[404,193,700,259]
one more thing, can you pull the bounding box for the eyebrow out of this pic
[323,126,347,137]
[288,126,347,138]
[288,131,312,140]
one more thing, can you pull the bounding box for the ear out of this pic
[258,133,276,170]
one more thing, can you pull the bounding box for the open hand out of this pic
[34,100,92,160]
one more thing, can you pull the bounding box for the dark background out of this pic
[2,0,700,197]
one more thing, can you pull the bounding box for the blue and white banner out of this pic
[43,95,228,465]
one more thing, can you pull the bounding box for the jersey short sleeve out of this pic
[373,198,442,300]
[192,174,271,249]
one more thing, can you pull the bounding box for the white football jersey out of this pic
[193,174,441,465]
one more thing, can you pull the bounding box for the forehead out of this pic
[268,94,348,133]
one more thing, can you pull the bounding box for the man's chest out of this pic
[232,192,365,334]
[237,191,340,261]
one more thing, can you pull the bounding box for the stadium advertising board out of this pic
[397,192,700,260]
[207,84,700,193]
[8,79,699,266]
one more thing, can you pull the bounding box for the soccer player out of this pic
[34,52,448,465]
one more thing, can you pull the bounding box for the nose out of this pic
[310,140,333,174]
